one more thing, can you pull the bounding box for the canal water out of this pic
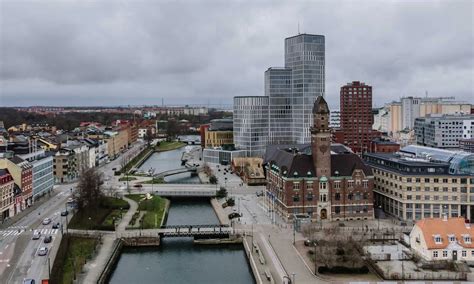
[109,146,255,284]
[138,144,200,184]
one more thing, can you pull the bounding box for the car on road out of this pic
[32,230,41,240]
[42,218,52,225]
[44,235,52,243]
[256,191,264,197]
[52,222,60,229]
[37,247,48,256]
[23,279,35,284]
[133,184,143,188]
[61,210,69,216]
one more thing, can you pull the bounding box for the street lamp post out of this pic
[292,273,296,284]
[88,217,92,234]
[293,218,296,245]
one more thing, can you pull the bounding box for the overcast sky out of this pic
[0,0,473,109]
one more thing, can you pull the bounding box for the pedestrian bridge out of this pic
[141,183,218,197]
[153,167,198,179]
[119,224,233,239]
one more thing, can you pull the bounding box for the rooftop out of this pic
[414,217,474,249]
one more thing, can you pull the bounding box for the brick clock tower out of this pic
[311,96,331,177]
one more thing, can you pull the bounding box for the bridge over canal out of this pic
[137,183,218,197]
[118,224,233,239]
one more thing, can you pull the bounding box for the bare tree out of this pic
[74,167,104,210]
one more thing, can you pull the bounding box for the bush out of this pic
[209,175,218,184]
[226,197,235,207]
[318,265,369,274]
[216,187,228,198]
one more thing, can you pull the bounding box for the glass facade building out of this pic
[233,96,269,157]
[265,68,293,145]
[285,34,325,143]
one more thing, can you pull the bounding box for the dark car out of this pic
[23,279,35,284]
[61,210,69,216]
[133,184,143,188]
[52,222,60,229]
[44,235,52,243]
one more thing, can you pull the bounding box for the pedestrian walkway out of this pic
[81,196,138,283]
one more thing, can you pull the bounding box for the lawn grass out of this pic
[142,177,165,184]
[118,176,137,181]
[125,194,167,229]
[68,197,129,230]
[156,141,185,151]
[52,236,99,284]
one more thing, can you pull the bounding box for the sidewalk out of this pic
[0,190,60,229]
[80,196,138,283]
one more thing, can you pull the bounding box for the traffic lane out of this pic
[0,189,69,254]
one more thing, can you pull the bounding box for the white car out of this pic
[42,218,52,225]
[32,230,41,240]
[38,247,48,256]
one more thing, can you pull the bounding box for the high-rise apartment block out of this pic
[335,81,381,154]
[234,33,325,156]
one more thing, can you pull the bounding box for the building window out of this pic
[335,193,341,201]
[335,206,341,214]
[449,235,456,242]
[434,235,442,244]
[443,251,448,257]
[293,182,300,191]
[407,195,412,200]
[433,251,438,258]
[407,187,412,191]
[334,181,341,189]
[347,180,354,188]
[363,180,368,188]
[293,195,300,202]
[462,251,467,257]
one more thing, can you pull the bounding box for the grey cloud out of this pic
[0,0,472,108]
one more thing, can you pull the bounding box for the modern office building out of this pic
[460,139,474,153]
[364,145,474,222]
[414,114,474,149]
[264,97,374,221]
[19,150,54,201]
[233,96,269,157]
[265,68,293,145]
[375,97,471,135]
[204,119,234,148]
[284,34,325,144]
[336,81,381,154]
[235,33,325,156]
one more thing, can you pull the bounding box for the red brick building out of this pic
[264,96,374,221]
[335,81,381,154]
[369,137,400,153]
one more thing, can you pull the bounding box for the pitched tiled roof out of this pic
[264,144,372,177]
[415,217,474,249]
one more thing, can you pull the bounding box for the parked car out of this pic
[23,279,35,284]
[256,191,264,197]
[44,235,52,243]
[133,184,143,188]
[52,222,60,229]
[61,210,69,216]
[32,230,41,240]
[42,218,51,225]
[37,247,48,256]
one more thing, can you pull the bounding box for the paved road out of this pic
[0,141,143,284]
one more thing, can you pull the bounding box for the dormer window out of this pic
[448,235,456,242]
[463,235,471,244]
[434,235,442,244]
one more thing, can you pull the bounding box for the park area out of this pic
[68,197,130,231]
[126,194,168,229]
[50,236,100,284]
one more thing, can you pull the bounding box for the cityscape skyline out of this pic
[1,1,473,108]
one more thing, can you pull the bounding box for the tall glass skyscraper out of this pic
[285,34,325,143]
[265,67,293,145]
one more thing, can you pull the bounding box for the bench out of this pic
[264,268,272,281]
